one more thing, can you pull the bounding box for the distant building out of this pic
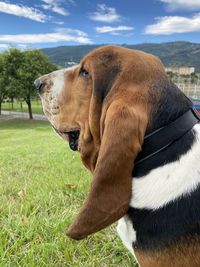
[165,67,195,75]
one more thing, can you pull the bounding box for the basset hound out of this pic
[35,45,200,267]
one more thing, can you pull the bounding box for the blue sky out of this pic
[0,0,200,50]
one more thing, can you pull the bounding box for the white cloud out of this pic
[41,0,69,16]
[0,43,32,51]
[17,44,29,49]
[55,21,64,25]
[0,1,48,22]
[96,25,134,35]
[0,28,93,44]
[88,4,121,23]
[145,13,200,35]
[0,43,9,49]
[160,0,200,11]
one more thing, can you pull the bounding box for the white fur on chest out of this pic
[117,216,136,255]
[131,124,200,210]
[117,124,200,253]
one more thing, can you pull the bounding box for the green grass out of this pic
[0,119,137,266]
[1,100,43,114]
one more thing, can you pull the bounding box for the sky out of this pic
[0,0,200,50]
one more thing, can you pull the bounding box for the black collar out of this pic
[133,107,200,177]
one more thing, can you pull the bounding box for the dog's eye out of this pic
[79,68,90,78]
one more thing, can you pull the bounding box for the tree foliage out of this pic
[0,53,8,115]
[0,48,57,118]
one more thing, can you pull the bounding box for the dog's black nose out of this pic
[34,78,43,93]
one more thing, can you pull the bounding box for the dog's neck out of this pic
[133,108,200,177]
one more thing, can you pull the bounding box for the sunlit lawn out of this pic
[1,100,43,114]
[0,118,137,266]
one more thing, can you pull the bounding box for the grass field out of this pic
[0,119,137,266]
[1,100,43,114]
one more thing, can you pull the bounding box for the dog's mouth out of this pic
[53,127,80,151]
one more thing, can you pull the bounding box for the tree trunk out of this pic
[20,102,23,112]
[26,98,33,120]
[11,96,14,110]
[0,101,1,115]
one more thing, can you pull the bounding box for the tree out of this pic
[16,49,57,119]
[191,72,198,84]
[1,48,57,119]
[0,52,9,115]
[2,49,24,110]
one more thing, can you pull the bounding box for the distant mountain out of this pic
[42,42,200,72]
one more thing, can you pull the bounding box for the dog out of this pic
[35,45,200,267]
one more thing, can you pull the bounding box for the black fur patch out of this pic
[148,79,193,133]
[128,182,200,250]
[133,79,195,177]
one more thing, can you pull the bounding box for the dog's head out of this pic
[35,45,169,240]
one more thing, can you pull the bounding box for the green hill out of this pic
[42,42,200,72]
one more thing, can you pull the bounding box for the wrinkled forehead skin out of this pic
[38,45,167,240]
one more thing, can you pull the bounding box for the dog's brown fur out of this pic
[40,46,167,239]
[135,236,200,267]
[53,46,166,240]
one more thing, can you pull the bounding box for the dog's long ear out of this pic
[67,93,148,240]
[77,50,122,172]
